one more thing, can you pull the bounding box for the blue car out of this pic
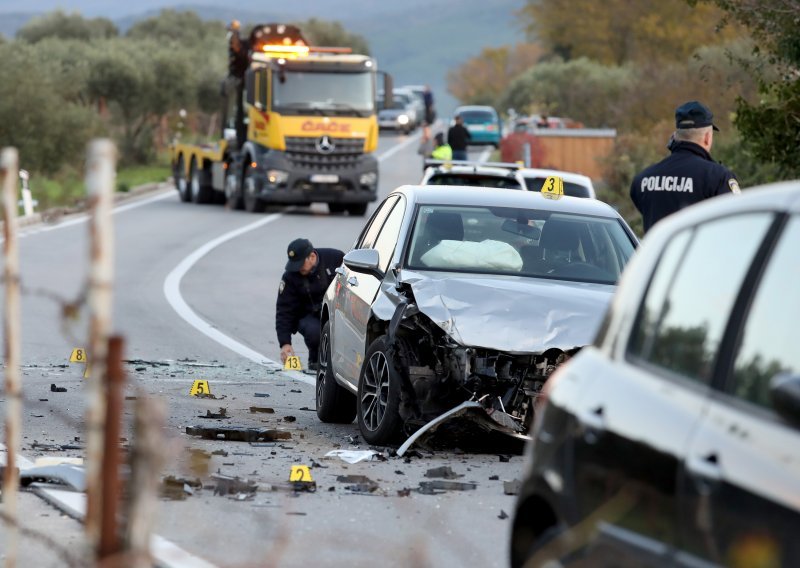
[453,105,502,147]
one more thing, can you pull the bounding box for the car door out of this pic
[335,196,406,386]
[333,196,397,383]
[678,214,800,567]
[571,212,775,564]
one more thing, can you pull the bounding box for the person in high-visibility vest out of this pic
[430,132,452,161]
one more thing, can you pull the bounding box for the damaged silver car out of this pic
[316,185,638,445]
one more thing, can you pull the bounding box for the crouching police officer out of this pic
[276,239,344,370]
[631,100,740,234]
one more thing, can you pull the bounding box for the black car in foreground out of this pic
[511,181,800,567]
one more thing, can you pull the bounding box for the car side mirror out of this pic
[770,372,800,425]
[344,248,382,278]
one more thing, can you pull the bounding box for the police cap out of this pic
[675,101,719,131]
[285,238,314,272]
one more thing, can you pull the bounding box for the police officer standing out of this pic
[630,101,740,233]
[276,239,344,370]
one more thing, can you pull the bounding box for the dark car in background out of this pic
[510,182,800,567]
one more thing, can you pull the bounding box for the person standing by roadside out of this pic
[418,124,434,170]
[430,132,452,161]
[423,85,436,125]
[276,239,344,370]
[630,100,739,234]
[447,114,471,161]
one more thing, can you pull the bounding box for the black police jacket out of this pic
[447,124,471,151]
[275,248,344,346]
[630,141,739,233]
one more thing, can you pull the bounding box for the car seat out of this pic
[538,219,582,270]
[411,211,464,265]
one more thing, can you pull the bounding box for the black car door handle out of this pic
[687,452,722,482]
[581,405,606,444]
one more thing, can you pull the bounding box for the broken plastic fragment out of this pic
[324,449,379,464]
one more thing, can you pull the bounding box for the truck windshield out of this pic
[273,70,374,116]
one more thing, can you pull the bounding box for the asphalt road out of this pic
[1,133,518,568]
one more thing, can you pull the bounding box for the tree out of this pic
[17,10,117,43]
[296,18,370,55]
[0,42,99,175]
[447,43,544,107]
[85,39,201,163]
[126,9,226,47]
[500,57,635,127]
[693,0,800,176]
[518,0,739,65]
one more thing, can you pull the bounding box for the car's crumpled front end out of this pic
[384,272,612,440]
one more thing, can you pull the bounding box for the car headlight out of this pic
[359,172,378,186]
[397,114,409,125]
[267,169,289,184]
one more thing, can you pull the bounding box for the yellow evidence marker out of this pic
[289,465,314,483]
[289,464,316,492]
[541,175,564,199]
[189,379,211,396]
[69,348,90,378]
[284,356,303,371]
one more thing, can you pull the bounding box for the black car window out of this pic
[730,216,800,409]
[524,177,591,198]
[357,195,398,249]
[427,174,522,189]
[629,213,773,385]
[372,196,406,273]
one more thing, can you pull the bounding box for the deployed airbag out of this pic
[421,239,523,272]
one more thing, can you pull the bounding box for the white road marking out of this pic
[477,147,493,163]
[17,189,174,238]
[162,134,421,386]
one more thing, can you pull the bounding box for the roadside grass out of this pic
[27,161,171,212]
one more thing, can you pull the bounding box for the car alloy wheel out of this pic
[357,335,402,444]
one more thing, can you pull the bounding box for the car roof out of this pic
[518,167,593,187]
[426,165,519,177]
[392,185,622,218]
[455,105,498,114]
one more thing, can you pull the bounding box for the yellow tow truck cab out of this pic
[171,23,392,215]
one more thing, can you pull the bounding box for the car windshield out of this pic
[377,94,410,111]
[459,110,496,124]
[406,204,635,284]
[426,174,522,189]
[272,70,374,115]
[524,177,592,198]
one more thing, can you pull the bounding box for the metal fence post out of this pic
[1,148,22,568]
[84,139,117,555]
[522,142,532,168]
[124,396,166,568]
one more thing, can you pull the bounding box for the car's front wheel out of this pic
[316,321,356,423]
[357,335,402,445]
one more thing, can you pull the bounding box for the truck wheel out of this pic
[316,322,356,424]
[224,165,244,210]
[346,204,368,216]
[242,162,266,213]
[175,155,190,202]
[189,159,212,204]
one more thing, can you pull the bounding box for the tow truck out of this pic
[171,22,392,215]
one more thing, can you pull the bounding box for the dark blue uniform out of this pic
[275,248,344,358]
[630,141,739,233]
